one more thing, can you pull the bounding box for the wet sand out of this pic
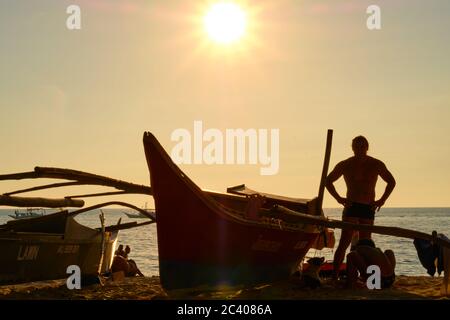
[0,275,448,300]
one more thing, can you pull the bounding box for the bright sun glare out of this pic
[204,2,247,44]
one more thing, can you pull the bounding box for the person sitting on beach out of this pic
[127,259,144,277]
[111,245,144,277]
[326,135,396,279]
[124,245,131,259]
[124,245,144,277]
[111,254,130,275]
[115,244,125,257]
[346,239,396,289]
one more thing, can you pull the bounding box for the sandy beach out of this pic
[0,275,448,300]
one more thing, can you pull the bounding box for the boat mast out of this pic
[316,129,333,215]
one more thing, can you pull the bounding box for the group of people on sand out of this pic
[111,244,144,277]
[325,135,397,289]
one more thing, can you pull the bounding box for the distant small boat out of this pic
[123,209,156,219]
[8,208,45,220]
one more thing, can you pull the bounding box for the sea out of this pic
[1,208,449,277]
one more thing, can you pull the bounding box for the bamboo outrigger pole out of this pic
[0,167,153,207]
[0,167,153,195]
[67,201,156,221]
[3,182,84,196]
[272,205,450,249]
[0,194,84,208]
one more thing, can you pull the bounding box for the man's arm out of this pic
[325,162,346,206]
[373,162,396,211]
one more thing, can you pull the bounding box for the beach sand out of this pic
[0,275,448,300]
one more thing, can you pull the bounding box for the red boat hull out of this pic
[143,133,320,290]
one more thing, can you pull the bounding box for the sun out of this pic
[203,2,247,45]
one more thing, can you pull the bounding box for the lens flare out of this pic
[204,2,247,44]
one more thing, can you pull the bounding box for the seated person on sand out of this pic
[346,239,396,289]
[111,245,144,277]
[124,245,131,259]
[127,259,144,277]
[111,254,130,275]
[115,244,125,257]
[124,245,144,276]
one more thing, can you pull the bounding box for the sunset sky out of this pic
[1,0,449,208]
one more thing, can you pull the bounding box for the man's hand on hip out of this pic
[372,199,385,212]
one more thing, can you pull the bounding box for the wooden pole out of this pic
[3,181,83,196]
[103,220,154,232]
[34,167,153,194]
[68,201,156,222]
[98,210,106,275]
[316,129,333,214]
[273,205,450,249]
[65,191,130,199]
[0,195,84,208]
[1,166,242,203]
[0,171,38,180]
[0,167,152,195]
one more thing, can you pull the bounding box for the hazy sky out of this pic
[1,0,449,208]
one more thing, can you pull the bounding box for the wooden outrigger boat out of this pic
[0,209,116,284]
[0,202,155,284]
[142,131,332,289]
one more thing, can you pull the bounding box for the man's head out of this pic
[352,136,369,157]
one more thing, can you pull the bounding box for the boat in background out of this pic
[8,208,46,220]
[123,205,156,219]
[143,132,332,290]
[0,204,153,284]
[0,209,117,284]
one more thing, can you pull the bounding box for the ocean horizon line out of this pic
[1,206,450,210]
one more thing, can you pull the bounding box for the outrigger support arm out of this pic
[272,205,450,249]
[65,191,131,199]
[3,182,84,196]
[0,167,153,196]
[0,194,84,208]
[103,220,154,232]
[0,167,154,208]
[68,201,156,222]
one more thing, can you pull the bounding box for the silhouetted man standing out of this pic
[326,136,396,279]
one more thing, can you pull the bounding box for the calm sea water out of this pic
[1,208,449,277]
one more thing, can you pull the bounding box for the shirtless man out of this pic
[325,136,396,279]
